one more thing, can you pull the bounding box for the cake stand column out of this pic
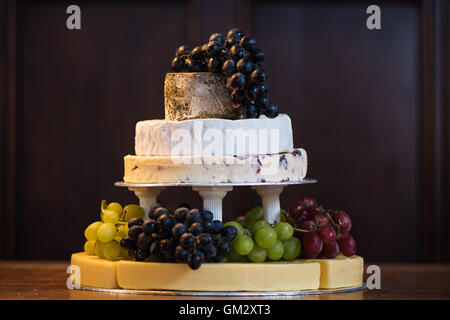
[192,186,233,221]
[252,186,285,224]
[128,187,166,219]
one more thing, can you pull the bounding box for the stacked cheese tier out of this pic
[123,73,308,184]
[71,252,364,291]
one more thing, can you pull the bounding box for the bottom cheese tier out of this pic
[70,253,364,292]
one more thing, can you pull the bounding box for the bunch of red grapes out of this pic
[289,196,357,259]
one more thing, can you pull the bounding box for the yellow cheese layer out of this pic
[117,260,320,292]
[70,252,363,291]
[307,255,364,289]
[70,252,119,289]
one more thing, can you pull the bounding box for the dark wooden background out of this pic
[0,0,449,262]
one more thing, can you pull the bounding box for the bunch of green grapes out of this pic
[83,200,145,261]
[226,206,301,263]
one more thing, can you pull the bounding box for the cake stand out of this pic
[72,178,365,297]
[111,178,361,296]
[78,283,366,297]
[114,179,317,224]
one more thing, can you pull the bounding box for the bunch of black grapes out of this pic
[120,203,238,270]
[170,28,278,119]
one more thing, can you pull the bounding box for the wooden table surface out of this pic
[0,261,449,300]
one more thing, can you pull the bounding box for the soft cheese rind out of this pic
[70,253,363,291]
[124,148,307,184]
[135,114,294,156]
[165,72,238,120]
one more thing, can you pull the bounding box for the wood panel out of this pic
[12,0,193,259]
[1,0,17,259]
[1,0,449,262]
[249,1,421,262]
[444,0,450,262]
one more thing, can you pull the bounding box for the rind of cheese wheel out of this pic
[306,256,364,289]
[117,260,320,291]
[135,114,294,156]
[123,148,307,184]
[164,72,239,120]
[69,253,363,291]
[70,252,119,289]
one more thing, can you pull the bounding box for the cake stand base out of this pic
[75,284,366,297]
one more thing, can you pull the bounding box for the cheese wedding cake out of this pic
[124,73,308,184]
[71,28,363,293]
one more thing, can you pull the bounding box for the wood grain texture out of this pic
[0,261,449,300]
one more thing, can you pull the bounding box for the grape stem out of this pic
[293,228,310,233]
[317,206,340,229]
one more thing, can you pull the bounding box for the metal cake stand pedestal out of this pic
[78,283,366,297]
[114,179,317,224]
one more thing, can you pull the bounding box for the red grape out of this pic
[293,219,316,240]
[311,212,330,228]
[320,241,340,259]
[288,201,305,219]
[303,231,323,258]
[305,205,318,214]
[338,233,356,257]
[302,196,317,208]
[333,210,352,233]
[318,224,336,244]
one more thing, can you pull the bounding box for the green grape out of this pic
[120,247,132,260]
[224,221,244,236]
[234,235,254,255]
[283,237,301,261]
[236,219,246,227]
[267,240,284,261]
[107,202,123,216]
[242,228,252,236]
[279,209,295,225]
[274,222,294,241]
[226,247,248,262]
[245,219,257,231]
[97,223,117,243]
[123,204,145,221]
[84,240,96,255]
[246,206,263,221]
[84,221,102,241]
[250,219,270,235]
[254,226,277,249]
[94,240,105,258]
[117,224,129,237]
[113,236,123,243]
[100,200,108,221]
[247,243,267,263]
[103,209,120,224]
[103,241,121,261]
